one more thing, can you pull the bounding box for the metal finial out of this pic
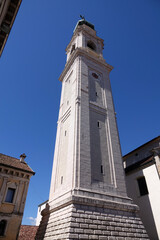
[80,15,85,20]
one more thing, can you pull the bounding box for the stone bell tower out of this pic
[36,19,148,239]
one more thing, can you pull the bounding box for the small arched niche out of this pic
[87,41,96,51]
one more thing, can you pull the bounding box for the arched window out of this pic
[87,41,96,51]
[0,220,7,236]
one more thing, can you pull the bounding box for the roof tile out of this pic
[0,153,35,174]
[18,225,38,240]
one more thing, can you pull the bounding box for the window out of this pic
[87,41,96,51]
[61,176,63,184]
[65,130,67,136]
[4,169,8,174]
[5,188,15,203]
[0,220,7,236]
[92,72,98,79]
[97,121,100,128]
[101,165,103,174]
[71,44,75,54]
[137,176,148,196]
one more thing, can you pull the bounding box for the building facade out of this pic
[36,200,48,227]
[36,19,148,239]
[0,0,22,56]
[0,153,34,240]
[123,136,160,240]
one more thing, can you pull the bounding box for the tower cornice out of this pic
[59,47,113,82]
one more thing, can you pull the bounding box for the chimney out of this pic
[20,153,26,163]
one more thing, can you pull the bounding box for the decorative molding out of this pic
[59,47,113,82]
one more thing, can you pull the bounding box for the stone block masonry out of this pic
[36,196,149,240]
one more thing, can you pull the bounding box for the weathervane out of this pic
[80,15,85,20]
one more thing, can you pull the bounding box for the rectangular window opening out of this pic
[5,188,15,203]
[61,176,63,184]
[137,176,148,196]
[65,130,67,136]
[0,220,7,236]
[97,121,100,128]
[101,165,103,174]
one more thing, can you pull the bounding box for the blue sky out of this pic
[0,0,160,225]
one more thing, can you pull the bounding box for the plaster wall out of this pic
[0,214,21,240]
[49,60,77,201]
[0,168,31,240]
[0,176,27,213]
[126,164,160,240]
[36,201,48,226]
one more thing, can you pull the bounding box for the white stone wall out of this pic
[36,201,48,226]
[126,164,160,239]
[49,22,128,204]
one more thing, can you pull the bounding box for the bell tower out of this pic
[36,19,148,240]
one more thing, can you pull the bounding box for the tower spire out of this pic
[74,17,95,32]
[80,15,85,20]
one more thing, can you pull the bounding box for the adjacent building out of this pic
[0,153,35,240]
[36,19,148,239]
[36,200,48,227]
[0,0,22,56]
[123,136,160,240]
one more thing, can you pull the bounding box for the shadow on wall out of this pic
[35,204,50,240]
[126,169,158,240]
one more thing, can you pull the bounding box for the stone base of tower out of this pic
[36,195,149,240]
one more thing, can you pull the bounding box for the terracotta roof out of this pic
[0,153,35,174]
[18,225,38,240]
